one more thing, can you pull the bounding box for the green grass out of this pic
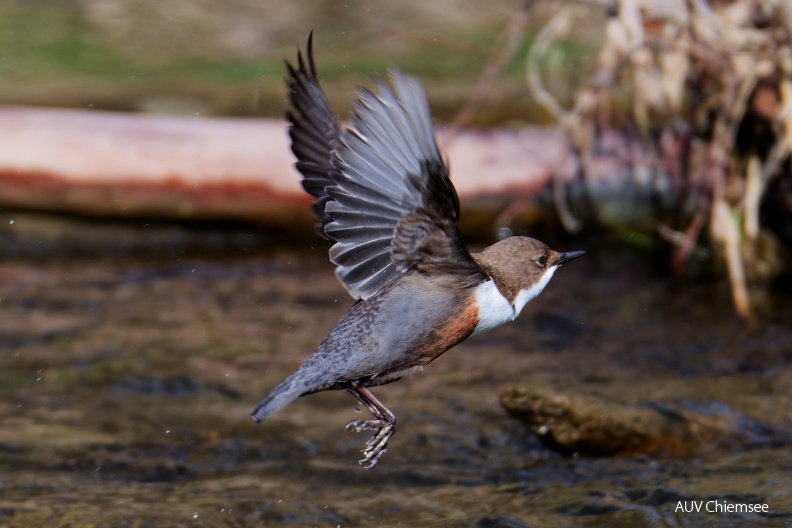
[0,5,129,79]
[0,4,284,83]
[0,3,600,118]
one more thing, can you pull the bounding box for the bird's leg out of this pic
[345,381,396,469]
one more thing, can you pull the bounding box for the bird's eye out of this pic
[536,255,547,267]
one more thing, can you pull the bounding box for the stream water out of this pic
[1,227,791,527]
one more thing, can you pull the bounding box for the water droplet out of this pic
[9,219,14,225]
[538,425,548,435]
[165,429,171,434]
[193,512,199,519]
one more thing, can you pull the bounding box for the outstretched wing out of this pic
[285,32,339,230]
[286,35,485,300]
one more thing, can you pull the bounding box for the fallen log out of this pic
[0,106,568,233]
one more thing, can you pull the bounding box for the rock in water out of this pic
[500,385,769,457]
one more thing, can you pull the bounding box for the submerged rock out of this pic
[500,385,768,457]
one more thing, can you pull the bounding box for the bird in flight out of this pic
[251,33,584,468]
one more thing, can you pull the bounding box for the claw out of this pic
[345,418,387,433]
[345,420,396,468]
[358,423,395,469]
[345,420,360,433]
[364,424,392,448]
[346,383,397,469]
[360,447,387,469]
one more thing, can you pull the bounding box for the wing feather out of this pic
[285,34,485,300]
[284,33,340,230]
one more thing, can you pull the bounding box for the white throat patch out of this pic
[471,266,558,336]
[471,279,514,336]
[512,265,557,314]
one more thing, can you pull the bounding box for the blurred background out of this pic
[0,0,595,118]
[1,1,792,526]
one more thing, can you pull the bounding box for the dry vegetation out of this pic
[523,0,792,320]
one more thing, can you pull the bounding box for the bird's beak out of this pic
[558,250,585,265]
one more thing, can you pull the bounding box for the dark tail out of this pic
[251,379,304,423]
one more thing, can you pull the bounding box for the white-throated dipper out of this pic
[251,33,585,469]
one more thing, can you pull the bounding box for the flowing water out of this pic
[1,226,791,527]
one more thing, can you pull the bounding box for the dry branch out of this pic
[527,0,792,319]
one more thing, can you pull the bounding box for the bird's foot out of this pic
[346,383,397,469]
[345,420,396,469]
